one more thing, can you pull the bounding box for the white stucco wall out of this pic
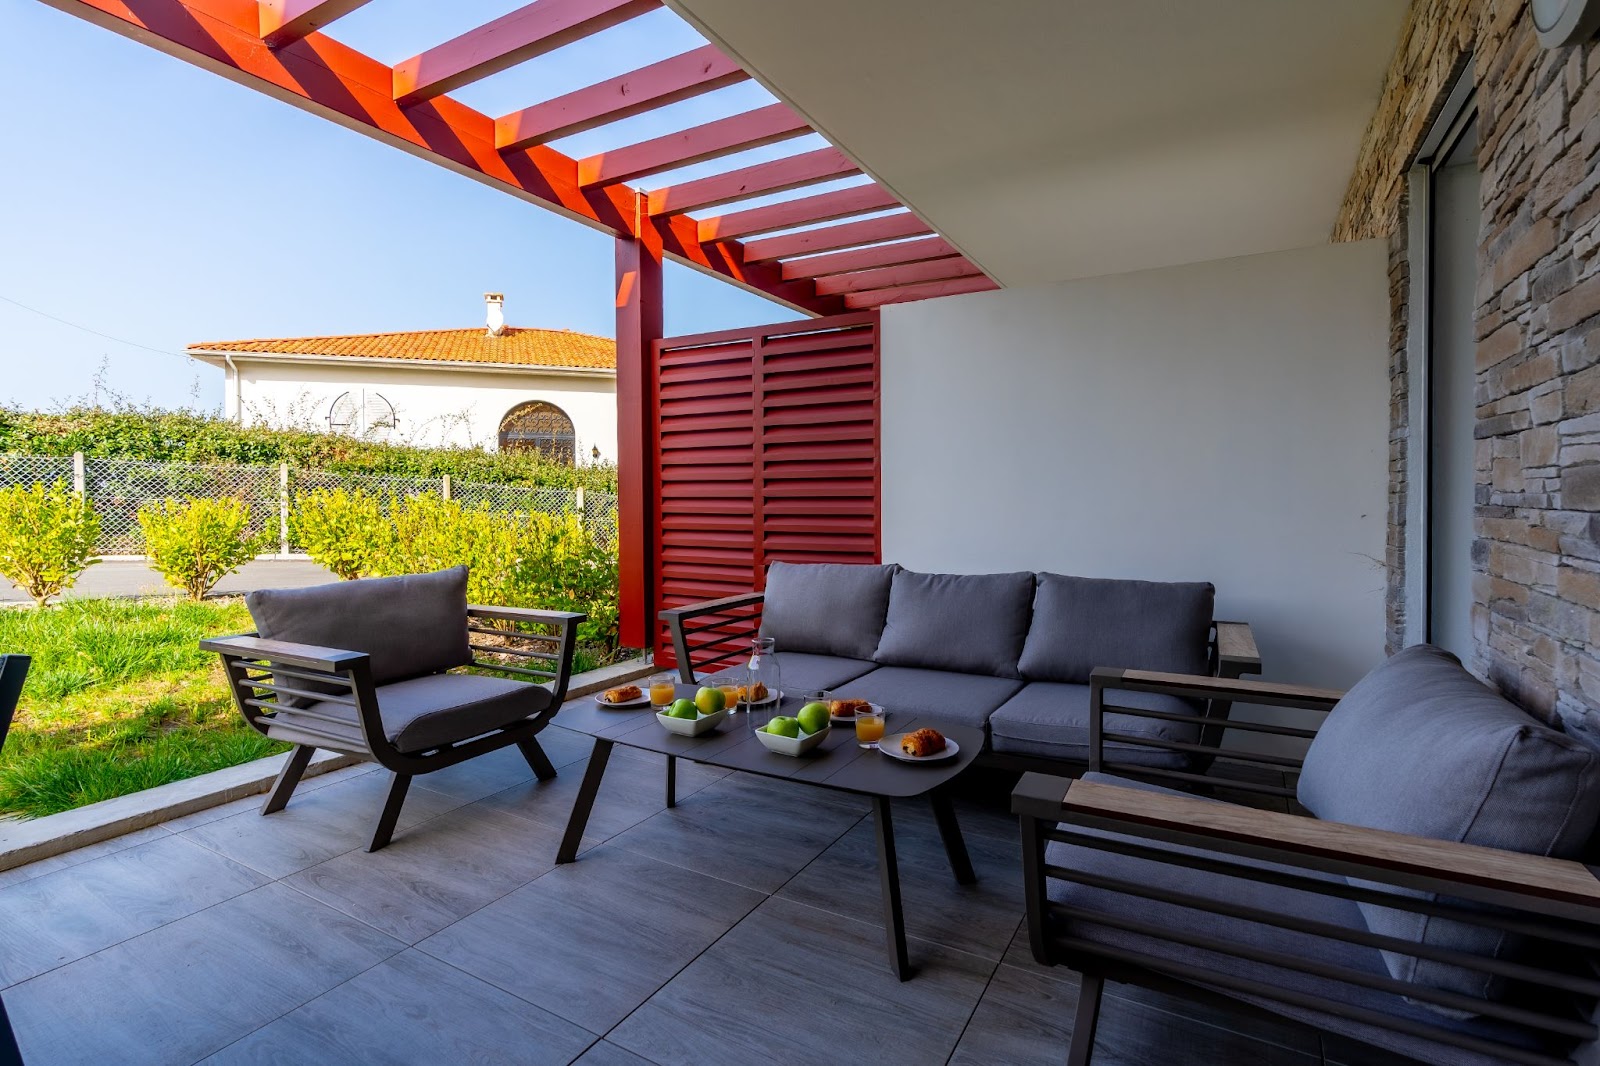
[880,240,1390,698]
[224,358,618,462]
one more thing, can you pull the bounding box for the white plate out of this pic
[740,690,783,708]
[594,693,651,709]
[828,702,887,724]
[878,733,961,763]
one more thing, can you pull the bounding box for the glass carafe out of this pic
[746,637,781,731]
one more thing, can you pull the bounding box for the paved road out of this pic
[0,560,337,604]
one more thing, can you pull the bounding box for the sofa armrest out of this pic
[1214,621,1261,676]
[658,591,765,682]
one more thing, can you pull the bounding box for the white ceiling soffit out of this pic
[666,0,1407,287]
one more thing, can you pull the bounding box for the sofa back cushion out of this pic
[872,569,1035,678]
[1298,644,1600,1003]
[1017,574,1215,684]
[247,566,472,687]
[759,562,898,660]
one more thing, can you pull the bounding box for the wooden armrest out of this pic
[1094,667,1343,711]
[1215,621,1261,674]
[468,605,586,626]
[1061,779,1600,918]
[200,634,370,674]
[658,592,763,621]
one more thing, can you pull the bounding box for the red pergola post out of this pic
[615,220,664,650]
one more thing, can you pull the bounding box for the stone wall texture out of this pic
[1343,0,1600,721]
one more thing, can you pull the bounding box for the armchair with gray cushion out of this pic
[1014,644,1600,1066]
[202,566,584,852]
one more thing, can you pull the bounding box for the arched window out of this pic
[498,401,576,463]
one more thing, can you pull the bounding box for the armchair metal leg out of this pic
[666,755,677,809]
[261,744,315,816]
[368,772,412,852]
[517,738,557,781]
[1068,972,1104,1066]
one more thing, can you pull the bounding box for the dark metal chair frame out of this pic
[203,604,584,852]
[1013,667,1600,1066]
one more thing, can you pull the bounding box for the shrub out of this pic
[0,481,100,606]
[511,513,620,649]
[137,497,265,601]
[290,488,389,580]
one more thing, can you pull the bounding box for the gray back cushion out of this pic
[1298,644,1600,1003]
[759,561,898,660]
[1018,573,1214,683]
[247,566,472,686]
[872,569,1035,678]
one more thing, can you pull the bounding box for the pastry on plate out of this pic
[829,698,871,718]
[603,684,642,703]
[900,728,947,757]
[737,681,769,703]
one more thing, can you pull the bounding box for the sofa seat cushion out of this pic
[759,561,899,660]
[1298,644,1600,1003]
[989,682,1199,768]
[830,666,1022,730]
[268,673,552,754]
[246,566,471,687]
[1018,573,1214,684]
[873,569,1035,678]
[770,652,880,695]
[1044,774,1552,1066]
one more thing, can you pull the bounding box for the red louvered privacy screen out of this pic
[652,311,881,667]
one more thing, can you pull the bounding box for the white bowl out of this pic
[656,706,728,737]
[753,722,829,756]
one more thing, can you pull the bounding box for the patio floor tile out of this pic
[417,844,764,1034]
[199,949,595,1065]
[7,882,403,1066]
[0,832,267,987]
[0,824,172,889]
[607,895,993,1066]
[571,1040,657,1065]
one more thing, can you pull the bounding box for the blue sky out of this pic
[0,1,850,412]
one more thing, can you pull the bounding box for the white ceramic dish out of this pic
[655,707,729,737]
[753,723,829,756]
[878,733,961,763]
[594,692,651,709]
[828,702,887,725]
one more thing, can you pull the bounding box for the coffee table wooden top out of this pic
[557,684,981,799]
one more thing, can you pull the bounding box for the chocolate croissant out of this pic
[901,728,947,757]
[829,698,871,718]
[604,684,642,703]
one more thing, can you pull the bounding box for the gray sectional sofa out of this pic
[661,561,1260,773]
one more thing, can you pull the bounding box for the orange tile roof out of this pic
[189,327,615,371]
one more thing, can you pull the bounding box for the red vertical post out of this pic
[615,219,664,650]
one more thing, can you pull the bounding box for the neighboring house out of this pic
[186,294,617,463]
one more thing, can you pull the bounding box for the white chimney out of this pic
[484,292,506,337]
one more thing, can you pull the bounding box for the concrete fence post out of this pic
[72,451,86,497]
[575,486,585,526]
[441,474,452,501]
[278,463,290,558]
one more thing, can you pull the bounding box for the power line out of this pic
[0,292,192,363]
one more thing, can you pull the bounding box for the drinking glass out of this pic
[854,705,885,749]
[707,673,742,712]
[648,673,677,709]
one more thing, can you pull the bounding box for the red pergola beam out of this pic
[259,0,370,48]
[578,102,809,188]
[813,256,984,296]
[843,274,999,309]
[743,212,934,262]
[496,44,747,151]
[778,236,960,280]
[647,146,856,217]
[393,0,660,107]
[697,184,898,242]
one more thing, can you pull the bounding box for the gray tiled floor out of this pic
[0,715,1392,1065]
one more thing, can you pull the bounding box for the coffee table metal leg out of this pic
[872,795,913,981]
[930,787,977,885]
[665,754,677,809]
[557,738,613,864]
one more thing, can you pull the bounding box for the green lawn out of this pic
[0,596,621,819]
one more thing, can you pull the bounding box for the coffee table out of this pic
[553,685,983,980]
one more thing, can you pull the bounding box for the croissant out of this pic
[737,682,769,703]
[900,728,947,757]
[604,684,642,703]
[829,698,871,718]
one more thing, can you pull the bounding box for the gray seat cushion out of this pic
[872,570,1035,678]
[759,561,899,660]
[769,652,880,695]
[830,666,1022,730]
[246,566,471,686]
[269,673,553,754]
[989,682,1199,767]
[1045,773,1552,1066]
[1298,644,1600,1004]
[1018,573,1214,683]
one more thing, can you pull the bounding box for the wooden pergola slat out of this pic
[496,44,747,151]
[813,256,984,296]
[778,236,961,280]
[578,103,809,188]
[393,0,660,106]
[843,274,999,309]
[698,184,899,241]
[259,0,372,48]
[744,212,934,262]
[647,146,857,217]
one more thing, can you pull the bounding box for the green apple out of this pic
[694,686,726,715]
[668,698,699,719]
[796,703,831,735]
[765,716,800,738]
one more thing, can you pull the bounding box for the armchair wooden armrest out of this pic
[199,634,370,675]
[1094,667,1344,711]
[658,591,765,682]
[1214,620,1261,676]
[467,604,586,626]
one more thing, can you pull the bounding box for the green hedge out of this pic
[0,407,618,493]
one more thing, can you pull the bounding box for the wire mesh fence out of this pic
[0,453,618,558]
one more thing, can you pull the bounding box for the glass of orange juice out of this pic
[648,673,677,708]
[707,674,742,712]
[854,705,885,749]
